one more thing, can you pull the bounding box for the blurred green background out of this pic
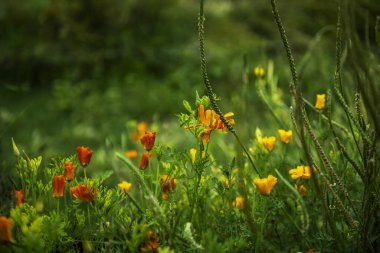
[0,0,378,170]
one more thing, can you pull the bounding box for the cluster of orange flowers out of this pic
[52,146,97,202]
[0,146,97,243]
[140,230,160,253]
[139,131,156,170]
[126,122,157,170]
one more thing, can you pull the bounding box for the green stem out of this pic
[126,192,144,213]
[87,203,91,227]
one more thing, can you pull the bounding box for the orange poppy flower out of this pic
[53,175,66,198]
[15,190,24,206]
[125,150,138,159]
[76,146,93,167]
[139,151,150,170]
[70,181,97,202]
[197,105,235,142]
[0,216,13,242]
[141,230,159,253]
[64,161,75,181]
[140,131,156,151]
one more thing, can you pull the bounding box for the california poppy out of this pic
[278,129,292,144]
[315,94,326,110]
[0,216,13,242]
[53,175,66,198]
[64,161,75,181]
[15,190,24,206]
[253,66,265,78]
[118,180,132,193]
[234,196,245,210]
[289,166,311,180]
[139,151,150,170]
[262,136,276,152]
[197,105,235,142]
[140,131,156,151]
[77,146,93,167]
[253,175,278,196]
[140,230,159,253]
[70,181,97,202]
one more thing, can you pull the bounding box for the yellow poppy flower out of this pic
[262,136,276,152]
[253,175,278,196]
[315,94,326,110]
[253,66,265,78]
[289,166,311,180]
[118,181,132,193]
[234,196,245,210]
[278,129,292,144]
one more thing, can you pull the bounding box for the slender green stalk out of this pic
[198,0,260,178]
[125,192,144,213]
[257,82,285,128]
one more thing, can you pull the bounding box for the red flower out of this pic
[15,190,24,206]
[160,175,176,200]
[141,230,159,253]
[139,151,150,170]
[77,146,93,167]
[0,216,13,242]
[140,131,156,151]
[70,181,97,202]
[53,175,66,198]
[64,161,75,181]
[160,175,176,193]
